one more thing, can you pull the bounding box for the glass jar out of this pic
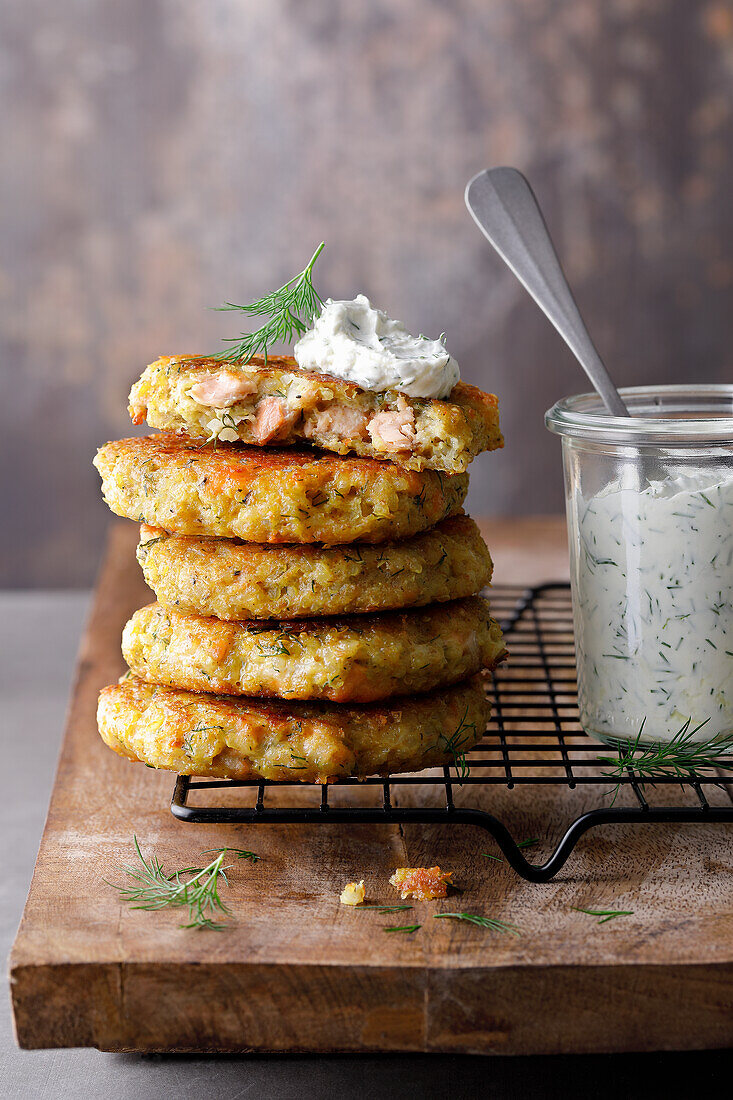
[546,385,733,747]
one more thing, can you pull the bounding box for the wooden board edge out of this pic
[426,961,733,1055]
[8,522,138,963]
[10,959,733,1054]
[10,960,427,1053]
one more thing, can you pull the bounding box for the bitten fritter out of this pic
[128,354,503,474]
[93,434,468,544]
[97,675,490,782]
[121,597,507,703]
[136,515,493,620]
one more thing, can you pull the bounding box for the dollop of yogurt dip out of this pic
[293,294,460,399]
[572,468,733,745]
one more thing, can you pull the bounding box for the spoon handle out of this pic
[465,167,629,417]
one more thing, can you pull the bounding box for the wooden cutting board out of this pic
[10,520,733,1054]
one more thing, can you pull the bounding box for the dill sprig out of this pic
[482,837,539,862]
[383,924,421,934]
[571,906,634,924]
[202,847,261,863]
[214,242,325,364]
[439,704,478,782]
[600,717,733,803]
[433,912,520,936]
[108,837,257,930]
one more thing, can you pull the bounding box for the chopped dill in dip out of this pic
[293,294,460,399]
[572,469,733,744]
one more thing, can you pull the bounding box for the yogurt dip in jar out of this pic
[546,385,733,747]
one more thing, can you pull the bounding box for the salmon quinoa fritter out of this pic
[137,515,493,620]
[93,434,468,545]
[128,355,503,474]
[122,597,507,703]
[98,675,490,782]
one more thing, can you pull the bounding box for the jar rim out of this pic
[545,384,733,443]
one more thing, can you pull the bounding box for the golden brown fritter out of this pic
[93,434,468,544]
[121,597,507,703]
[128,354,502,474]
[97,674,490,782]
[136,515,493,620]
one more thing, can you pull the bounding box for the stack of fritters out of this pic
[94,355,506,783]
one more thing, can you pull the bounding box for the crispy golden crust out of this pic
[97,675,489,782]
[93,434,468,544]
[121,597,507,703]
[137,515,493,620]
[128,355,503,474]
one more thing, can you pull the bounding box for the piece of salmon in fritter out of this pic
[128,355,502,474]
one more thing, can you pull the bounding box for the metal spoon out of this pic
[465,167,629,417]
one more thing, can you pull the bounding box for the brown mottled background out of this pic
[4,0,733,586]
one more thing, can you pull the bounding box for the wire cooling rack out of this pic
[171,583,733,882]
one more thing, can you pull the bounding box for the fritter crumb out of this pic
[390,867,453,900]
[340,881,366,906]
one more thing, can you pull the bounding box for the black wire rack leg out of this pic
[171,778,733,883]
[169,584,733,883]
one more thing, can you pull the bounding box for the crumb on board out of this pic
[340,880,366,906]
[389,867,453,900]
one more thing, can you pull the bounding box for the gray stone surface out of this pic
[2,592,732,1096]
[5,2,733,584]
